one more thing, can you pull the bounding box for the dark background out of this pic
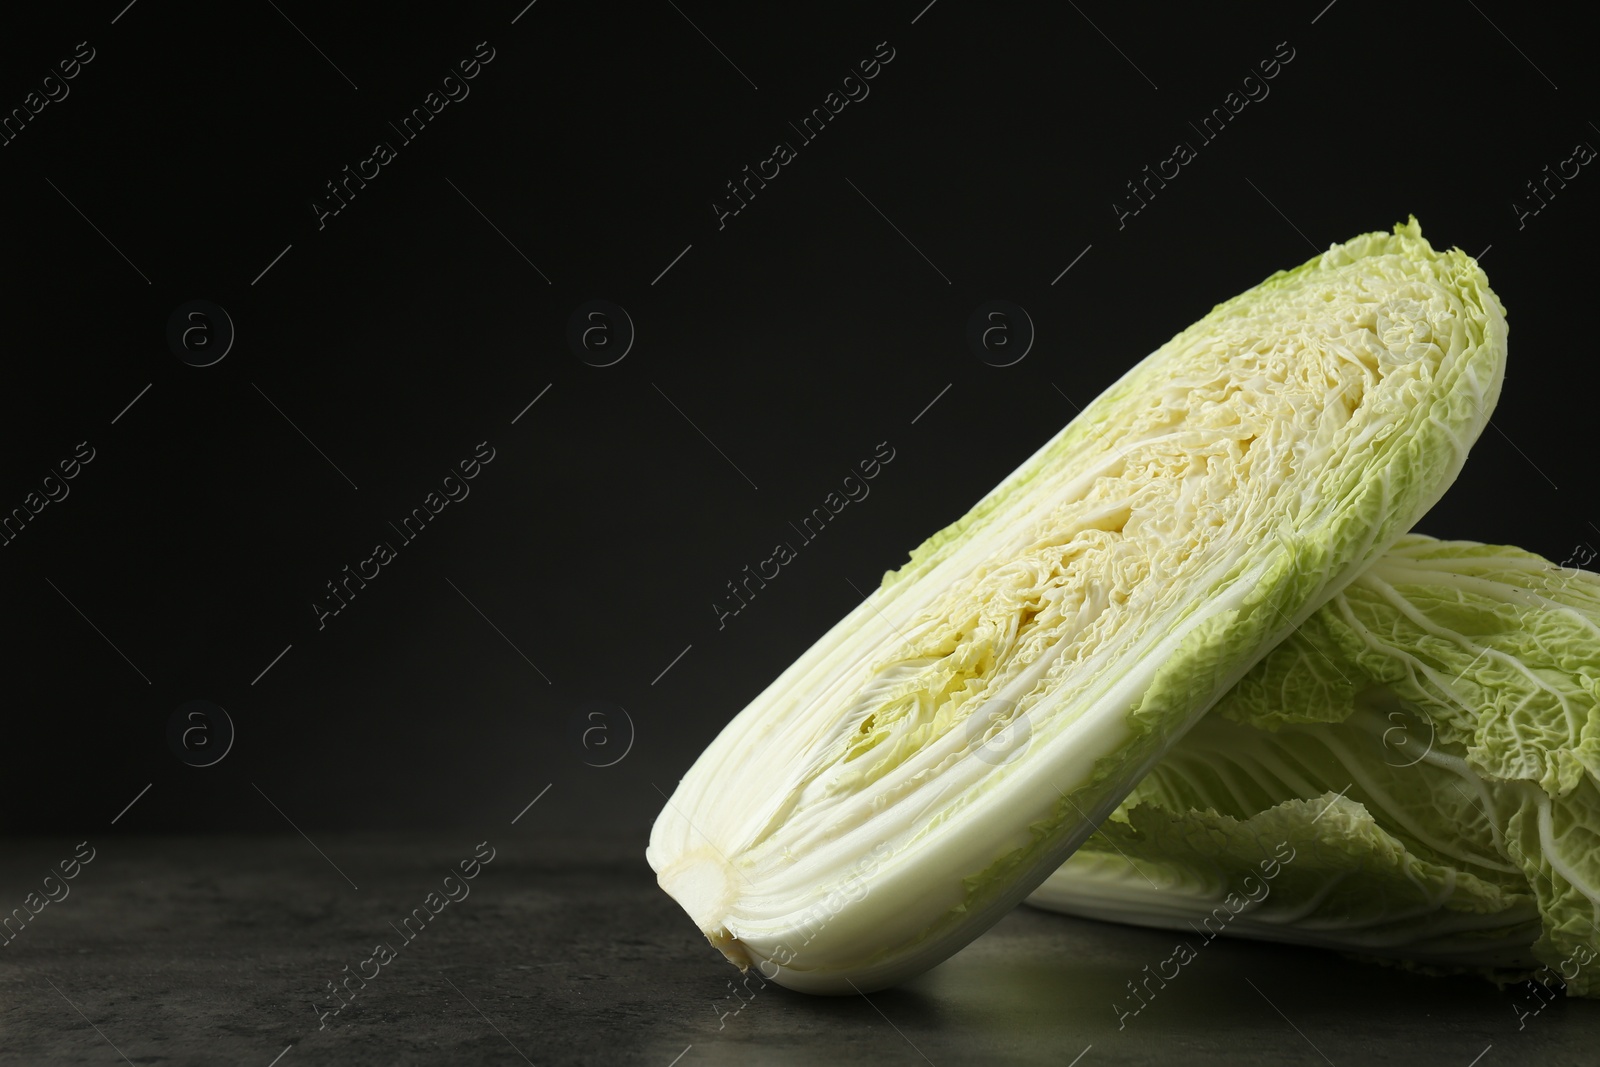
[3,0,1595,845]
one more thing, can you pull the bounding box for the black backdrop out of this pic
[3,1,1595,839]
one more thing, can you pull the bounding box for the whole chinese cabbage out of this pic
[1030,536,1600,995]
[649,220,1507,993]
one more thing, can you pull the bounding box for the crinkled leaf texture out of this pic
[1031,535,1600,995]
[649,221,1507,993]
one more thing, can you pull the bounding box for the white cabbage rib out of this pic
[649,220,1507,993]
[1036,798,1543,968]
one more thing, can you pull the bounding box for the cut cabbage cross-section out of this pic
[648,219,1507,993]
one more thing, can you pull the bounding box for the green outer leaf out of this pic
[1033,536,1600,994]
[1055,793,1541,967]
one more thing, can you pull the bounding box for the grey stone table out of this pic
[2,834,1594,1065]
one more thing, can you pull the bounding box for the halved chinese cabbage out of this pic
[1030,536,1600,994]
[649,220,1507,993]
